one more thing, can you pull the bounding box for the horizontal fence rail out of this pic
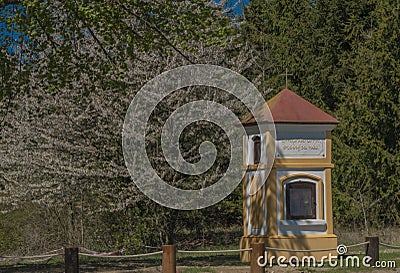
[1,253,63,259]
[264,246,338,252]
[379,242,400,249]
[263,241,370,252]
[177,248,252,254]
[78,251,163,258]
[0,248,64,264]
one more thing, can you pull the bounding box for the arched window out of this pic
[252,136,261,164]
[285,181,316,220]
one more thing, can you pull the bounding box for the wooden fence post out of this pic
[162,245,176,273]
[365,236,379,266]
[250,242,265,273]
[65,247,79,273]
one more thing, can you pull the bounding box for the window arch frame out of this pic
[285,180,317,220]
[280,174,323,221]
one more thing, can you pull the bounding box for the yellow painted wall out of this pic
[241,130,337,262]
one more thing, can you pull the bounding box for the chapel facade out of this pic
[240,88,338,262]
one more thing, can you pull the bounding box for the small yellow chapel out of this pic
[240,88,339,262]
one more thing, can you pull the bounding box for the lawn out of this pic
[1,247,399,273]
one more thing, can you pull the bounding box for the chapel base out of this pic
[240,234,338,262]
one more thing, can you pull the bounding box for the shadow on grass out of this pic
[177,253,247,267]
[0,263,64,273]
[0,256,163,273]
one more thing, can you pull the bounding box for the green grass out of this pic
[182,267,216,273]
[176,245,248,267]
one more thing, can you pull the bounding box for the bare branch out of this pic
[116,0,194,64]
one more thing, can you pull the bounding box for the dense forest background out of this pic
[0,0,399,255]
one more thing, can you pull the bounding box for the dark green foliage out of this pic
[242,0,400,230]
[333,0,400,230]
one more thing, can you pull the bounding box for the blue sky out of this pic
[216,0,249,17]
[0,4,28,54]
[0,6,13,47]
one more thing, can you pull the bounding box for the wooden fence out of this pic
[64,236,386,273]
[2,236,398,272]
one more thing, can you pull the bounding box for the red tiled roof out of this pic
[241,89,338,124]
